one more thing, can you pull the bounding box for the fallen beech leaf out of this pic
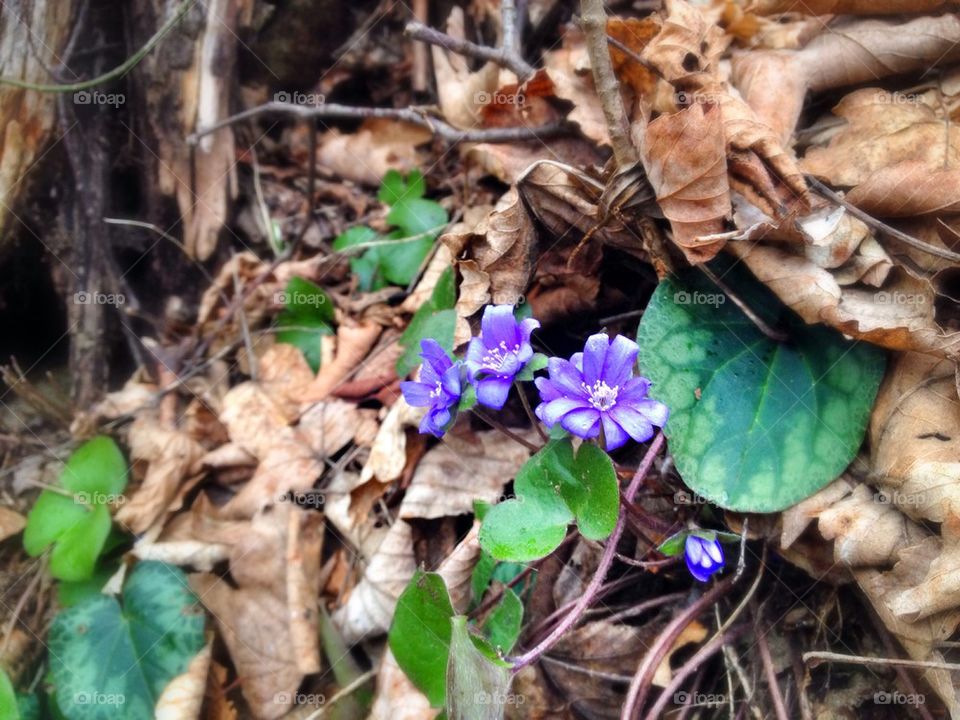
[116,417,205,534]
[0,506,25,542]
[639,102,730,262]
[802,88,960,187]
[155,643,211,720]
[304,321,382,401]
[317,119,432,186]
[870,352,960,524]
[847,161,960,217]
[398,431,532,520]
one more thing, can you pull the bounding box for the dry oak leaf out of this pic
[639,102,730,262]
[802,88,960,188]
[847,161,960,217]
[116,417,206,535]
[870,352,960,524]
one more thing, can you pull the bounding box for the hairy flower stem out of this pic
[509,432,665,671]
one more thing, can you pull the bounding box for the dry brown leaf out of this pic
[0,506,25,542]
[870,352,960,524]
[750,0,954,14]
[360,397,422,485]
[305,321,382,400]
[369,648,437,720]
[542,26,609,147]
[847,161,960,217]
[116,417,206,535]
[802,88,960,188]
[397,431,532,520]
[316,118,432,187]
[639,102,730,262]
[189,504,322,720]
[155,643,211,720]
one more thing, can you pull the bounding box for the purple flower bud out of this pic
[684,535,724,582]
[464,305,540,410]
[400,339,462,437]
[533,332,669,451]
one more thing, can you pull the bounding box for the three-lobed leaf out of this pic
[637,263,886,512]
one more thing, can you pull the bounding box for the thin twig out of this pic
[757,613,790,720]
[803,651,960,673]
[404,0,535,80]
[806,175,960,263]
[699,265,789,343]
[509,433,665,671]
[302,669,376,720]
[188,101,571,146]
[471,408,541,452]
[580,0,638,168]
[516,382,548,441]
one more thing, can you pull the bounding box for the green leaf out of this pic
[57,558,120,607]
[60,436,127,496]
[637,263,886,512]
[479,439,621,562]
[515,352,548,382]
[396,268,458,377]
[481,589,523,653]
[276,277,335,372]
[379,169,425,205]
[24,436,127,581]
[388,570,455,707]
[657,530,686,557]
[0,668,19,720]
[49,561,205,720]
[333,225,379,253]
[446,616,512,720]
[387,198,447,238]
[471,551,496,605]
[556,442,619,541]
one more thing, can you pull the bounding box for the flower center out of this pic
[584,380,619,411]
[482,340,521,372]
[429,381,444,399]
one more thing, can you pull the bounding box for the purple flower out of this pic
[534,333,668,451]
[400,339,462,437]
[684,535,724,582]
[465,305,540,410]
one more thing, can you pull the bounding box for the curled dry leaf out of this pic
[155,643,212,720]
[847,161,960,217]
[116,417,206,535]
[639,102,730,262]
[304,320,382,401]
[430,7,499,130]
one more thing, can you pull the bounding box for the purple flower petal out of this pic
[545,357,589,399]
[400,380,435,407]
[477,376,512,410]
[538,397,591,426]
[602,335,639,387]
[519,317,540,343]
[465,337,485,379]
[685,556,713,582]
[608,405,655,443]
[481,305,521,348]
[534,376,563,404]
[581,333,609,386]
[685,536,703,564]
[601,414,629,451]
[635,398,669,427]
[440,364,461,397]
[559,408,600,438]
[419,338,451,370]
[619,376,652,400]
